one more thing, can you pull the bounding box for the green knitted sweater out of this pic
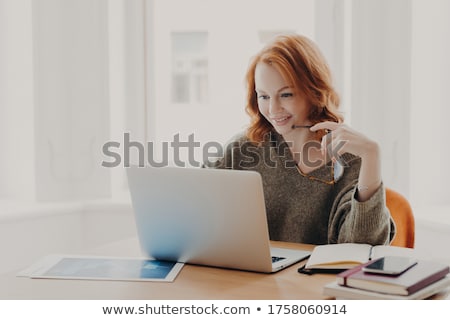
[206,131,395,245]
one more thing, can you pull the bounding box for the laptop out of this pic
[126,165,311,273]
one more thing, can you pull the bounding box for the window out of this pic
[171,32,208,104]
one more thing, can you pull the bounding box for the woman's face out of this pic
[254,62,310,136]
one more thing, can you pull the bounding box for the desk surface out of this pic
[2,238,449,300]
[1,238,337,300]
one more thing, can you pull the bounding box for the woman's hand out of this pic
[310,121,382,202]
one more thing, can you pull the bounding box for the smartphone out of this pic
[362,256,418,275]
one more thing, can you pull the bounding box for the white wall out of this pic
[314,0,352,120]
[108,0,148,196]
[0,0,114,203]
[350,0,412,198]
[0,205,135,274]
[314,0,450,220]
[33,0,111,201]
[410,0,450,208]
[0,0,36,201]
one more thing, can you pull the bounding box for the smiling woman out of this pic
[248,36,341,142]
[205,33,394,246]
[254,64,310,136]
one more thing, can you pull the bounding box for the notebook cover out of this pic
[324,275,450,300]
[337,260,449,295]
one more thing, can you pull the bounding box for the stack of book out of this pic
[302,243,450,299]
[321,253,450,299]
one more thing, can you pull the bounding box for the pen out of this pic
[291,124,331,133]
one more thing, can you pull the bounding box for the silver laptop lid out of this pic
[126,165,274,272]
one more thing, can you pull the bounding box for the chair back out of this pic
[385,188,415,248]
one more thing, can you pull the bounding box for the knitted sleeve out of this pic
[328,182,395,245]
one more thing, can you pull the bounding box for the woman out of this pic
[208,34,394,245]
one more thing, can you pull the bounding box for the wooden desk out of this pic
[0,238,337,299]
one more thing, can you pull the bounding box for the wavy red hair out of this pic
[245,34,342,143]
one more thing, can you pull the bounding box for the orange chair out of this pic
[385,188,415,248]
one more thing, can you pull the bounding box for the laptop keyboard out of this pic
[272,256,286,263]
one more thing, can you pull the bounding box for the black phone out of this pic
[362,256,418,276]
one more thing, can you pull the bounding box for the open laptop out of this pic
[126,165,311,273]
